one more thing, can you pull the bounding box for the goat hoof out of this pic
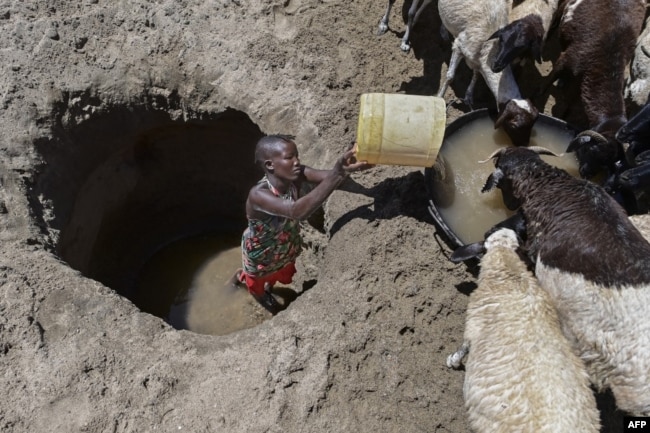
[446,353,462,369]
[377,23,388,36]
[400,41,411,53]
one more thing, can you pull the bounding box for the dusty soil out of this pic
[1,1,648,432]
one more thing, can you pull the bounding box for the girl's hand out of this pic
[337,143,374,175]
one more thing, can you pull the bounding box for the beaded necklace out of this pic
[264,175,295,201]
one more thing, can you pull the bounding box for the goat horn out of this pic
[575,130,608,143]
[526,146,562,157]
[567,130,608,153]
[478,147,507,163]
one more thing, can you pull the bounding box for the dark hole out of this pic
[29,103,275,333]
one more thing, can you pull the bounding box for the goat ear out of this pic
[450,242,486,263]
[481,169,503,193]
[488,29,501,41]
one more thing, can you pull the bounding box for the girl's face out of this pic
[269,140,301,181]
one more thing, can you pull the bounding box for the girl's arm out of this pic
[248,148,370,221]
[302,166,331,184]
[303,143,371,184]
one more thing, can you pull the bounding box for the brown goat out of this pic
[555,0,645,133]
[555,0,646,182]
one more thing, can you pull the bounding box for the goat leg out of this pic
[378,0,396,35]
[446,341,470,369]
[464,71,479,109]
[438,45,463,98]
[400,0,433,52]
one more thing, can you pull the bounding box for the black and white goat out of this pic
[475,146,650,416]
[377,0,433,52]
[554,0,646,184]
[489,0,561,72]
[437,0,540,146]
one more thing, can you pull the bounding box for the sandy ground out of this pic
[0,1,649,432]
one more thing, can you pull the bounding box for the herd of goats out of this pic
[377,0,650,431]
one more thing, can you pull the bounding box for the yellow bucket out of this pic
[355,93,446,167]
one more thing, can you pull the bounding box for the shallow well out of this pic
[29,101,270,333]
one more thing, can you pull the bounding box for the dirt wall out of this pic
[0,1,646,432]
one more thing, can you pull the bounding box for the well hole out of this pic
[31,103,289,334]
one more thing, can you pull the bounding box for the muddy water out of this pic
[134,232,270,336]
[432,116,579,244]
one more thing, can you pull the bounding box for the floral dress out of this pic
[241,176,302,279]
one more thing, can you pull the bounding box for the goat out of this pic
[437,0,539,146]
[614,104,650,212]
[571,102,650,213]
[553,0,646,183]
[617,102,650,163]
[479,146,650,416]
[489,0,561,72]
[377,0,433,52]
[447,228,600,433]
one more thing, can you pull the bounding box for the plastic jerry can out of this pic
[355,93,446,167]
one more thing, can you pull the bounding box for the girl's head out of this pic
[255,135,302,180]
[255,135,295,166]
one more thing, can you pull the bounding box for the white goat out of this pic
[447,228,600,433]
[437,0,539,146]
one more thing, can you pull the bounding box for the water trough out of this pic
[425,109,581,249]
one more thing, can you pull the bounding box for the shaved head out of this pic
[255,134,296,167]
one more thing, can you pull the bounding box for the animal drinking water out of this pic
[425,110,579,246]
